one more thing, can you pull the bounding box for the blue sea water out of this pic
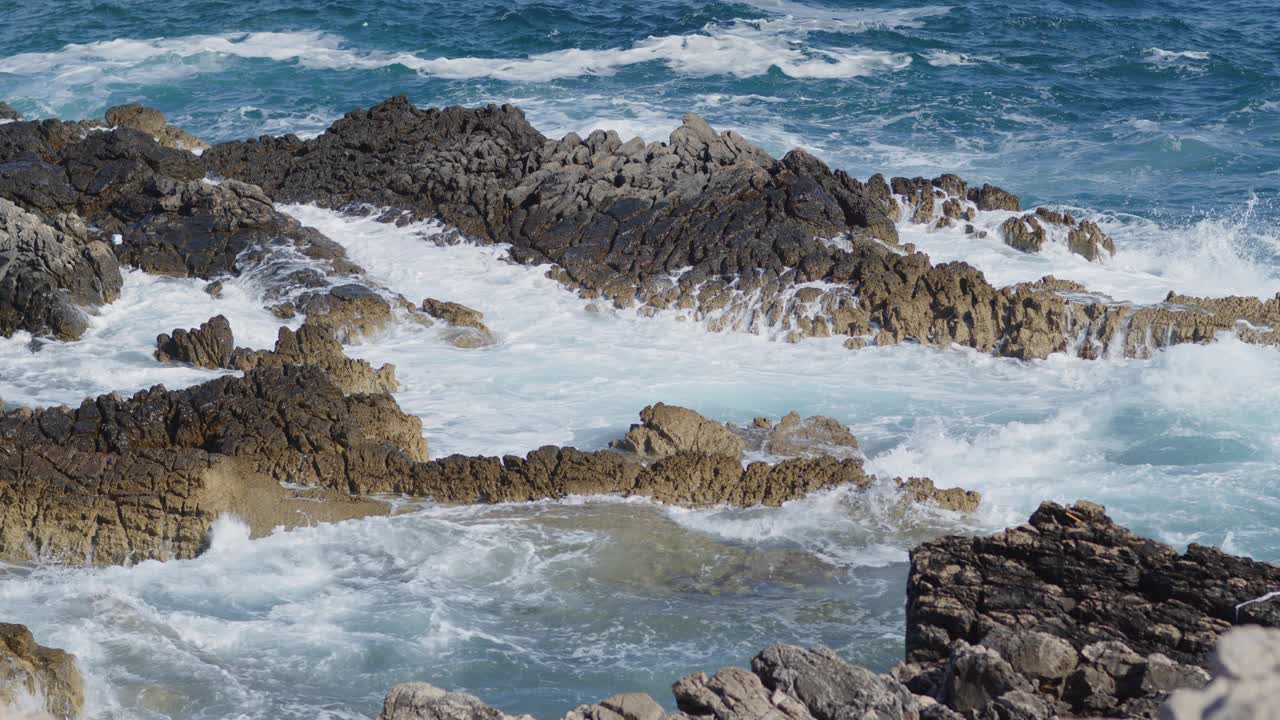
[1,2,1279,719]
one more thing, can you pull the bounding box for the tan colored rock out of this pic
[421,298,496,348]
[105,103,209,152]
[565,693,672,720]
[673,667,815,720]
[230,320,399,395]
[611,404,746,461]
[0,623,83,720]
[895,477,982,513]
[298,284,394,341]
[732,412,860,459]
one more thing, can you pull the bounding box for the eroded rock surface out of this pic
[230,319,400,395]
[201,97,1276,359]
[905,500,1280,717]
[155,314,235,368]
[104,103,209,152]
[611,403,746,461]
[421,297,495,348]
[0,622,83,720]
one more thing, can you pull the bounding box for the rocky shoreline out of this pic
[1,99,1278,718]
[8,503,1277,720]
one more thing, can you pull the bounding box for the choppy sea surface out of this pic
[0,1,1278,718]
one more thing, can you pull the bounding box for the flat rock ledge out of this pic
[379,504,1279,720]
[0,622,83,720]
[201,96,1279,359]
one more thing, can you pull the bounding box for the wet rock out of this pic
[155,314,234,368]
[296,284,394,341]
[611,403,746,461]
[0,623,83,719]
[378,682,534,720]
[1160,626,1280,720]
[422,297,495,348]
[0,197,122,340]
[999,215,1045,253]
[0,102,21,121]
[0,362,425,564]
[967,184,1021,212]
[229,320,400,395]
[893,478,982,513]
[731,412,860,460]
[104,103,209,152]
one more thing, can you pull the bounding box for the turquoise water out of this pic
[0,2,1279,719]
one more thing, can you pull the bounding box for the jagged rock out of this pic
[0,362,425,563]
[907,500,1280,716]
[0,623,83,719]
[0,102,21,121]
[155,314,234,368]
[893,478,982,513]
[967,184,1021,212]
[942,642,1033,714]
[0,116,363,323]
[611,403,746,461]
[566,693,674,720]
[296,283,394,341]
[104,103,209,152]
[674,666,815,720]
[422,297,495,348]
[0,197,121,339]
[999,215,1045,253]
[753,644,922,720]
[199,98,1277,358]
[1160,626,1280,720]
[229,320,400,395]
[377,682,534,720]
[732,412,860,459]
[997,208,1117,261]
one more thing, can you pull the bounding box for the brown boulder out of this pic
[155,314,235,368]
[611,403,746,461]
[0,623,83,719]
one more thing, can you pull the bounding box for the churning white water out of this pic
[1,203,1278,719]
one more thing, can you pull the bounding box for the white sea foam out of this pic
[1144,48,1211,63]
[922,49,991,67]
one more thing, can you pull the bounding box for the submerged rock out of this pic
[731,411,861,460]
[421,297,496,348]
[155,314,235,368]
[0,622,83,719]
[229,320,400,395]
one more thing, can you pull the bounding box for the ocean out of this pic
[0,1,1278,718]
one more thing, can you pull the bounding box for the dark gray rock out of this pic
[752,644,921,720]
[155,314,235,368]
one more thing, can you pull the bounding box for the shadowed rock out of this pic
[0,623,83,719]
[155,314,234,368]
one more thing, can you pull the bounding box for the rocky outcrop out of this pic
[0,359,427,563]
[378,683,534,720]
[0,623,83,719]
[104,103,209,152]
[611,403,746,461]
[0,102,21,121]
[200,97,1275,359]
[997,208,1116,261]
[0,197,121,340]
[0,115,364,337]
[421,297,495,348]
[904,500,1280,717]
[731,412,861,460]
[1160,626,1280,720]
[155,314,235,368]
[230,319,399,395]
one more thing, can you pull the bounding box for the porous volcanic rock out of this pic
[0,623,83,720]
[201,97,1274,358]
[104,103,209,152]
[155,314,235,368]
[904,500,1280,717]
